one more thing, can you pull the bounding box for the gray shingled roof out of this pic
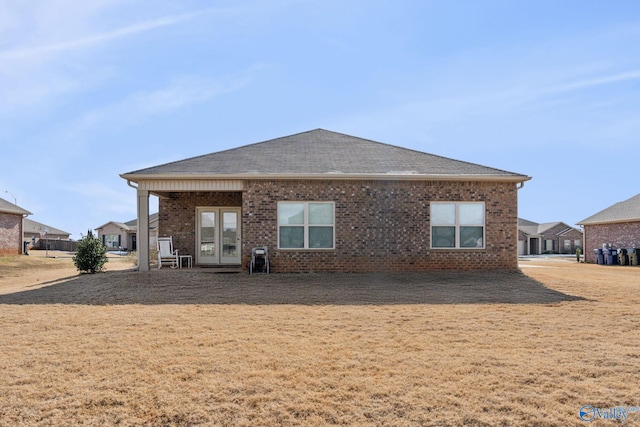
[0,197,31,215]
[95,221,130,231]
[124,213,159,229]
[23,218,70,236]
[121,129,530,182]
[577,193,640,225]
[518,218,577,236]
[96,214,159,231]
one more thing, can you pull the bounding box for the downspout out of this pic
[580,225,586,263]
[127,180,138,189]
[21,213,28,255]
[516,180,526,255]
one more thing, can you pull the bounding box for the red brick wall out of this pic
[583,221,640,263]
[157,181,520,272]
[0,212,22,256]
[242,180,520,272]
[556,228,583,254]
[159,192,243,257]
[538,223,583,254]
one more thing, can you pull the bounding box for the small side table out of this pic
[179,255,192,269]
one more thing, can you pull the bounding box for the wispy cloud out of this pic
[66,66,265,138]
[544,70,640,95]
[331,64,640,154]
[127,74,248,115]
[0,12,198,62]
[69,181,137,216]
[0,7,206,117]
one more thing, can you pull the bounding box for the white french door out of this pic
[196,207,241,265]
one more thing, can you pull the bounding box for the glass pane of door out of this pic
[200,211,216,258]
[222,212,238,258]
[220,210,241,264]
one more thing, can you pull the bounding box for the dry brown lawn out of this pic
[0,252,638,426]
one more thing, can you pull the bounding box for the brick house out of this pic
[517,218,583,255]
[0,197,32,256]
[23,218,76,252]
[96,213,159,252]
[23,218,71,243]
[577,193,640,263]
[120,129,531,272]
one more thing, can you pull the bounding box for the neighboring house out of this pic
[96,213,159,251]
[23,218,71,242]
[23,218,75,251]
[577,193,640,264]
[120,129,531,272]
[0,197,31,256]
[517,218,583,255]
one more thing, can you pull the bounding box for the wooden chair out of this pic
[157,236,179,269]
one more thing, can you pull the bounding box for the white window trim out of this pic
[430,202,486,249]
[277,201,335,250]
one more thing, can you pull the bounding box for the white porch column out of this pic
[137,189,150,271]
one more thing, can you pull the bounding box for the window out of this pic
[431,202,484,249]
[278,202,334,249]
[102,234,121,248]
[545,239,554,252]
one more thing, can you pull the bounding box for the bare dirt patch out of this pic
[0,255,638,426]
[0,267,581,305]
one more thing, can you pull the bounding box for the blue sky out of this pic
[1,0,639,240]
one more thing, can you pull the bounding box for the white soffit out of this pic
[138,179,244,192]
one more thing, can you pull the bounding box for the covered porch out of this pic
[129,179,244,272]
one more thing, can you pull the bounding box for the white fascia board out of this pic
[121,173,532,184]
[578,218,640,226]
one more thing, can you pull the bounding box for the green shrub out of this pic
[73,230,108,273]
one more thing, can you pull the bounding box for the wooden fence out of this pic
[33,239,78,252]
